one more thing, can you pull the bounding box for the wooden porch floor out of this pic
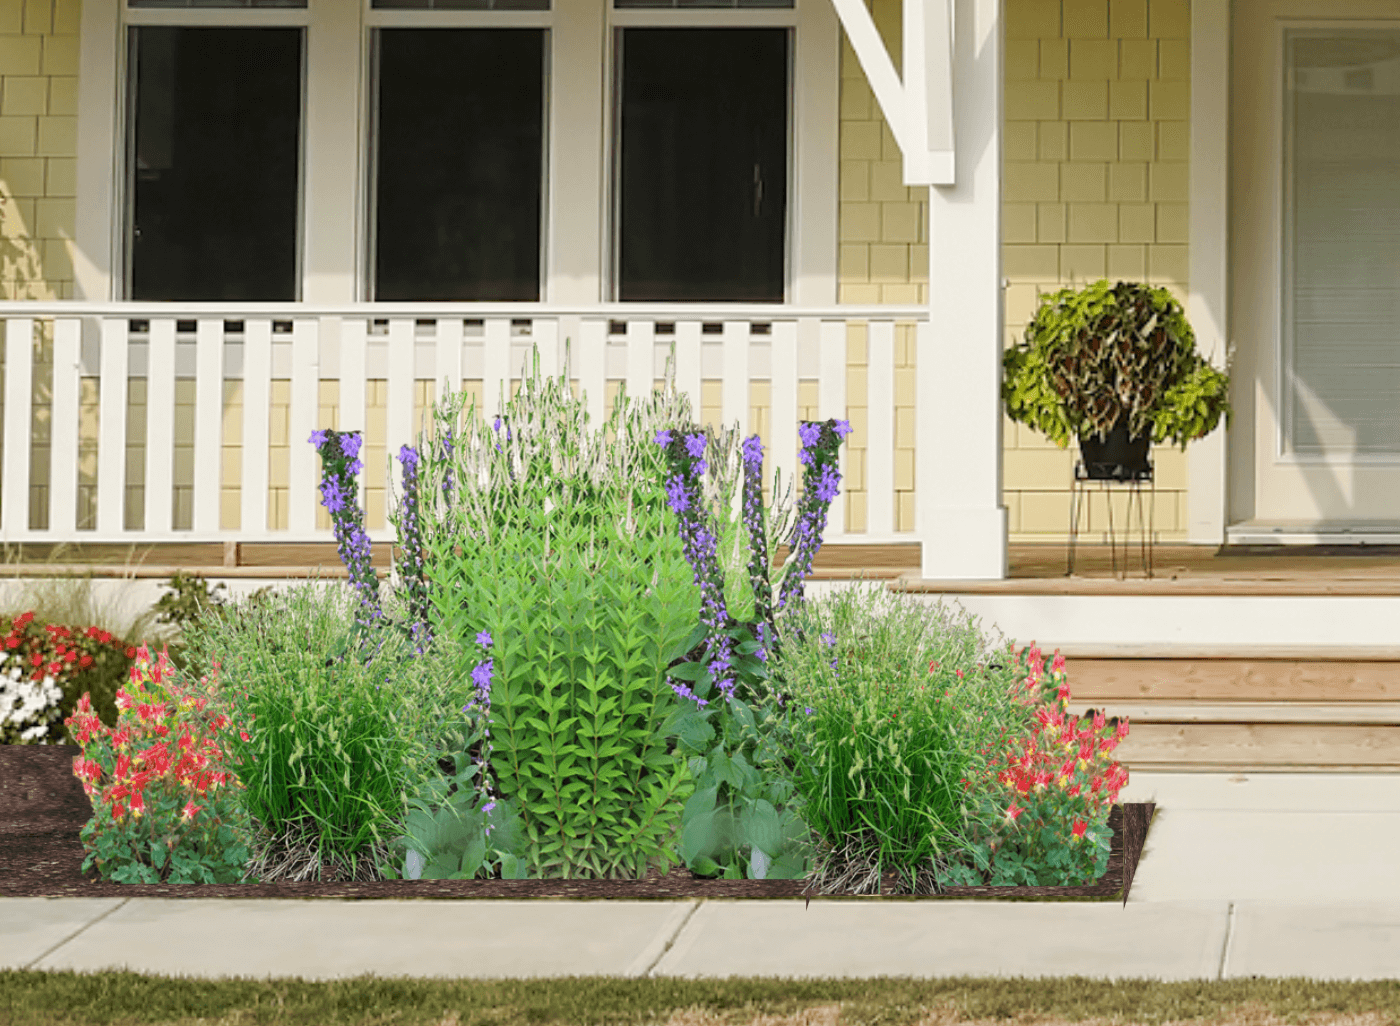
[6,540,1400,591]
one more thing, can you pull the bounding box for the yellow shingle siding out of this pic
[838,0,1192,544]
[1003,0,1191,543]
[0,0,77,301]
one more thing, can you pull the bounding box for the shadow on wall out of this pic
[0,182,62,300]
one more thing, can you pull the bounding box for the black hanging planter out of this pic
[1077,414,1152,482]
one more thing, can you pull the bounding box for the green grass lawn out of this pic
[3,971,1399,1026]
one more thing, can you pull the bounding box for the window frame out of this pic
[607,17,797,302]
[113,2,312,302]
[73,0,837,305]
[364,9,552,301]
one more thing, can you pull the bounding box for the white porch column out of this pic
[916,0,1007,580]
[1187,0,1229,545]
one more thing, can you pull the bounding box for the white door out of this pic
[1233,0,1400,523]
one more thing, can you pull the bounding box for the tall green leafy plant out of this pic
[421,478,702,879]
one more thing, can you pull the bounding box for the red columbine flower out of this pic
[1071,819,1087,841]
[180,801,202,823]
[1003,801,1025,825]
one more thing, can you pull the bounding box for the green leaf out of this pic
[689,855,722,877]
[680,809,718,864]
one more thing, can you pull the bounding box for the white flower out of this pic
[0,671,64,745]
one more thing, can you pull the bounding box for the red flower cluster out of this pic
[4,612,142,728]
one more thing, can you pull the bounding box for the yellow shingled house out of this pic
[5,0,1400,725]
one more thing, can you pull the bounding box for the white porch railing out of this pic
[0,302,927,548]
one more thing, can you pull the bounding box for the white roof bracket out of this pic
[826,0,955,187]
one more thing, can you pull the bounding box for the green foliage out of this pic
[755,581,1053,892]
[422,485,703,879]
[78,802,256,885]
[150,573,277,681]
[379,734,532,881]
[1002,279,1233,451]
[663,638,816,879]
[151,572,233,631]
[173,580,469,882]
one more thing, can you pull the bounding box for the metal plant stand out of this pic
[1066,459,1155,579]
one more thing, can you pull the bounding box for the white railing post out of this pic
[338,316,368,519]
[623,318,654,422]
[385,317,416,495]
[482,317,512,424]
[192,319,224,535]
[770,319,801,523]
[240,319,273,537]
[287,319,320,536]
[532,318,559,384]
[433,315,464,416]
[866,318,896,539]
[578,317,607,431]
[720,320,750,443]
[1,318,35,540]
[144,318,177,537]
[817,318,847,541]
[674,320,703,429]
[95,318,128,536]
[49,318,82,539]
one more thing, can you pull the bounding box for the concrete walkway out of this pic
[4,771,1400,984]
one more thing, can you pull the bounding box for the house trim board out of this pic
[1187,0,1229,545]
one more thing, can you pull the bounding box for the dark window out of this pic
[371,29,546,302]
[126,27,303,301]
[615,28,789,303]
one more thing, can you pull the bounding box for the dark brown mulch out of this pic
[1,744,1154,903]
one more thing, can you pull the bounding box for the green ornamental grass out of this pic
[758,580,1050,893]
[173,579,475,882]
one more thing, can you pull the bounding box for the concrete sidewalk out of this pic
[4,772,1400,984]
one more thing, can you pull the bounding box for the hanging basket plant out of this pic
[1001,280,1234,457]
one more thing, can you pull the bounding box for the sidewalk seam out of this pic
[24,898,132,971]
[640,900,704,978]
[1216,902,1236,980]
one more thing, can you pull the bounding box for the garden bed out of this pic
[1,744,1154,902]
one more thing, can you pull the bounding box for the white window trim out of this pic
[73,0,839,306]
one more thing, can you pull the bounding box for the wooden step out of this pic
[1047,656,1400,773]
